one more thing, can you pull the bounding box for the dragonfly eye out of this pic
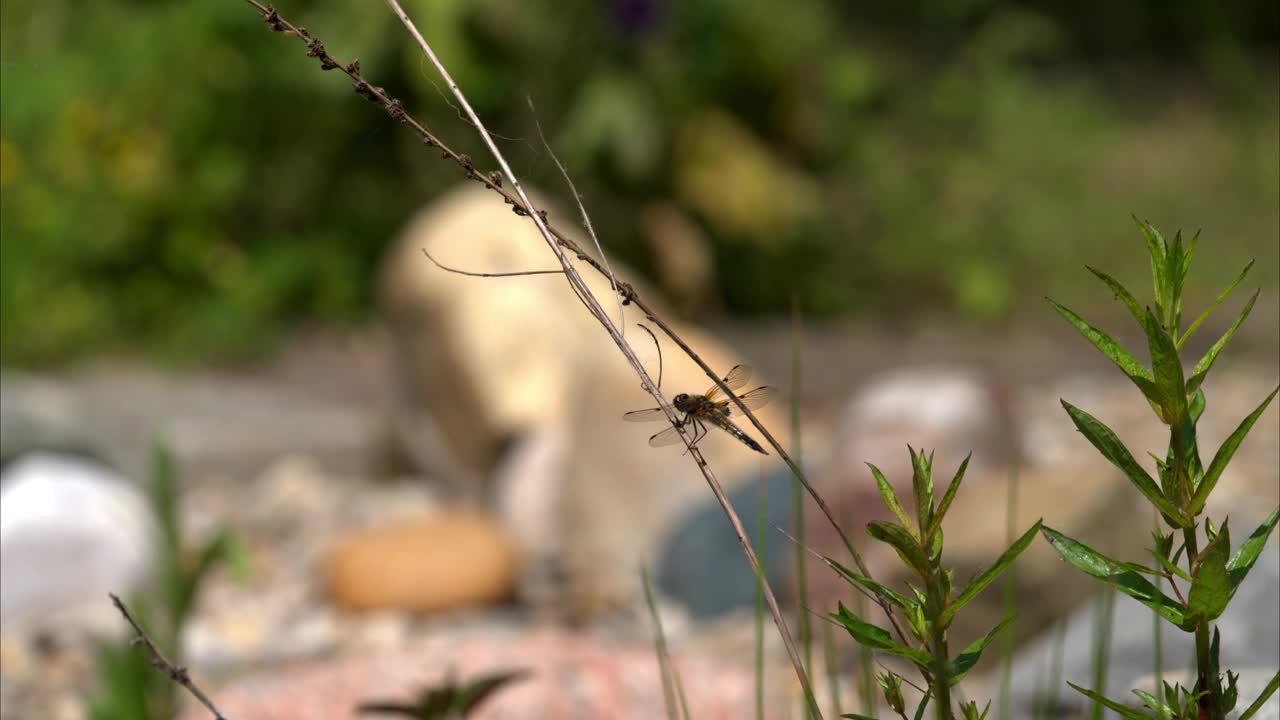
[673,393,688,403]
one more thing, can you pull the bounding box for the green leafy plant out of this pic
[357,669,529,719]
[1042,219,1280,719]
[91,443,245,720]
[826,447,1041,720]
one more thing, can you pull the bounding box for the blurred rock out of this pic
[325,509,518,612]
[0,452,154,634]
[657,464,794,619]
[1001,537,1279,718]
[640,201,718,315]
[828,367,1012,487]
[380,185,790,618]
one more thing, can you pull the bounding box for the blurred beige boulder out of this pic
[379,185,788,618]
[325,510,517,612]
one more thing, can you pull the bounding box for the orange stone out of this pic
[325,510,518,612]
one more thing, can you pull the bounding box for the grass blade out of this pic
[997,464,1020,720]
[642,565,690,720]
[1088,586,1115,720]
[756,464,767,720]
[1239,670,1280,720]
[791,301,814,717]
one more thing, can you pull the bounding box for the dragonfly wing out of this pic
[622,407,668,422]
[725,386,778,416]
[648,425,686,447]
[706,364,754,399]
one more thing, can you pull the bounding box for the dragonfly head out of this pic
[672,393,691,407]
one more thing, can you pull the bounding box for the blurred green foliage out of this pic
[1,0,1276,364]
[91,443,246,720]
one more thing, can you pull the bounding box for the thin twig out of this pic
[376,1,823,715]
[637,323,664,390]
[109,593,230,720]
[528,95,626,337]
[239,4,904,712]
[420,247,564,278]
[245,5,867,617]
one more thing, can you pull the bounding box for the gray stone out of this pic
[1,369,385,485]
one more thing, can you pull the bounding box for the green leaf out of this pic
[1131,689,1171,717]
[913,692,932,720]
[1227,507,1280,588]
[1067,682,1154,720]
[1185,289,1260,397]
[1142,306,1186,423]
[909,446,934,532]
[941,521,1042,627]
[173,529,234,627]
[1060,401,1187,525]
[840,715,878,720]
[357,669,529,719]
[1150,548,1192,582]
[950,615,1015,684]
[823,555,916,612]
[1047,299,1159,403]
[1088,266,1146,328]
[1191,386,1279,514]
[831,602,932,667]
[927,453,971,543]
[1239,670,1280,720]
[1189,389,1205,422]
[1040,527,1186,627]
[867,521,931,577]
[1178,259,1254,350]
[869,463,915,538]
[1135,216,1170,313]
[148,442,181,556]
[1186,521,1232,625]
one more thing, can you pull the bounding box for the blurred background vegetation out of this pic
[2,0,1277,365]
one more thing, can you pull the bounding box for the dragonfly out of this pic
[622,365,777,455]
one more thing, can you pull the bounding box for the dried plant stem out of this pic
[241,0,906,708]
[109,593,229,720]
[241,2,871,596]
[376,0,822,714]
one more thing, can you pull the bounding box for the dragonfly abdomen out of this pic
[707,413,768,455]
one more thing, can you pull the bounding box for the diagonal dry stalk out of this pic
[242,0,922,707]
[241,3,907,636]
[110,593,230,720]
[378,2,820,712]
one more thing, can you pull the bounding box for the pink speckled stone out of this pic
[181,626,785,719]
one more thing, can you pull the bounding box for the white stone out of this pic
[0,453,155,634]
